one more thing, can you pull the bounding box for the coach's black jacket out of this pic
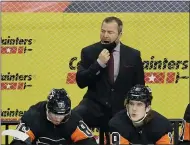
[76,42,145,115]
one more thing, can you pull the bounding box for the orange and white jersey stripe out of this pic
[156,132,173,145]
[71,120,93,142]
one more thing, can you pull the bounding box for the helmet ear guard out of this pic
[145,106,151,113]
[124,99,128,107]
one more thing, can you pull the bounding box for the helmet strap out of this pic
[46,110,52,122]
[126,109,148,127]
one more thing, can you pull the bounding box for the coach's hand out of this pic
[98,49,110,64]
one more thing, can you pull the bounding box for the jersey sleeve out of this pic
[14,121,35,142]
[11,106,39,144]
[71,120,94,142]
[156,132,173,144]
[150,112,173,144]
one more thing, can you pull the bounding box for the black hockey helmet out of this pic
[46,88,71,115]
[124,84,153,106]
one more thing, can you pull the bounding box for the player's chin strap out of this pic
[127,110,148,127]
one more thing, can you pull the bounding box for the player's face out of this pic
[100,21,121,44]
[47,112,65,125]
[127,100,147,122]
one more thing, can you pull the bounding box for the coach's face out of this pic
[100,21,121,44]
